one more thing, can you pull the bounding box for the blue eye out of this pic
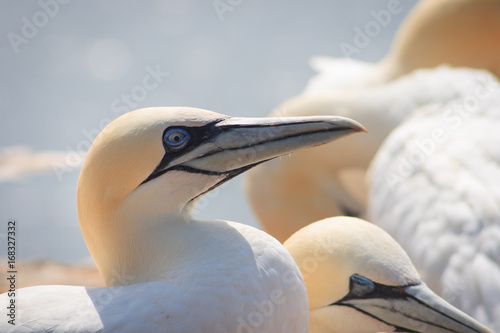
[164,128,190,150]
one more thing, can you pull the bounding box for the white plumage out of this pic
[247,64,500,329]
[0,107,365,332]
[244,0,500,329]
[246,0,500,243]
[247,66,493,241]
[12,224,305,332]
[285,216,493,333]
[368,70,500,330]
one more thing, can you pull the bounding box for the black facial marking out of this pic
[140,118,358,188]
[140,119,224,185]
[329,274,427,333]
[186,159,271,204]
[140,119,337,186]
[333,274,418,304]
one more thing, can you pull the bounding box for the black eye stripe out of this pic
[329,274,426,333]
[139,119,225,185]
[160,121,223,153]
[331,274,420,305]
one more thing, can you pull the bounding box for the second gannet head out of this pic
[284,216,493,333]
[77,107,365,286]
[382,0,500,80]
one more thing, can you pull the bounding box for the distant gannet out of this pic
[245,0,500,244]
[306,0,500,93]
[284,216,494,333]
[368,71,500,330]
[246,66,490,242]
[245,0,500,243]
[0,107,364,332]
[381,0,500,81]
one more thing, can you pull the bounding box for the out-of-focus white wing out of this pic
[247,66,496,242]
[368,72,500,330]
[303,56,381,95]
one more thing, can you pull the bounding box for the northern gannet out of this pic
[306,0,500,93]
[381,0,500,81]
[246,0,500,243]
[0,107,364,332]
[246,66,491,242]
[245,0,500,327]
[284,216,494,333]
[368,71,500,330]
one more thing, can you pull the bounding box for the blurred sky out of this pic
[0,0,416,263]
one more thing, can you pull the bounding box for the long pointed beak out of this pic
[338,281,493,333]
[181,115,366,173]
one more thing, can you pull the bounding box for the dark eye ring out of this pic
[163,128,190,150]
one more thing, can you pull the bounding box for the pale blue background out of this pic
[0,0,416,262]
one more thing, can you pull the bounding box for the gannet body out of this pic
[246,66,491,242]
[0,107,365,332]
[285,216,494,333]
[383,0,500,80]
[14,225,301,332]
[368,72,500,330]
[246,0,500,243]
[305,0,500,96]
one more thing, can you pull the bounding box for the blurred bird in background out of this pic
[246,0,500,330]
[246,0,500,242]
[368,71,500,329]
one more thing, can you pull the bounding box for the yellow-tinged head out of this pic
[383,0,500,80]
[285,217,419,311]
[285,216,493,333]
[76,107,365,285]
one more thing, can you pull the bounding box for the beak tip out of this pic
[327,116,367,134]
[340,118,367,133]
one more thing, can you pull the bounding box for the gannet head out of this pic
[284,216,493,333]
[77,107,365,286]
[382,0,500,80]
